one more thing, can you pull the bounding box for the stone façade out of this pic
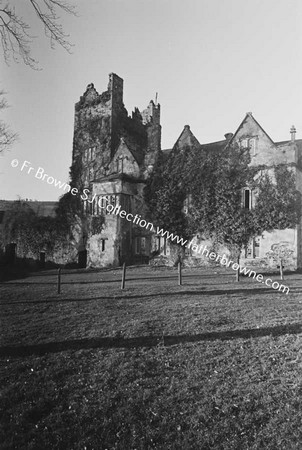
[72,73,161,267]
[160,113,302,271]
[1,73,302,270]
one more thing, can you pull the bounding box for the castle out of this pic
[1,73,302,270]
[72,73,161,267]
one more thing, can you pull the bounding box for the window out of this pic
[110,195,116,209]
[89,167,94,181]
[245,241,253,258]
[135,237,141,254]
[185,246,192,256]
[87,147,96,162]
[249,138,256,156]
[254,236,260,258]
[241,139,248,148]
[245,237,261,258]
[155,236,167,255]
[83,199,92,214]
[183,194,192,214]
[83,168,89,184]
[243,188,252,209]
[123,195,131,212]
[94,195,118,215]
[83,147,96,165]
[155,236,160,252]
[101,239,106,252]
[241,137,257,154]
[105,196,112,214]
[92,197,100,215]
[96,196,110,215]
[163,237,167,255]
[141,237,146,255]
[135,237,148,255]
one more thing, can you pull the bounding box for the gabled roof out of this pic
[0,200,57,217]
[161,148,173,160]
[93,173,145,184]
[173,125,200,150]
[200,139,228,153]
[229,112,275,146]
[163,137,228,159]
[275,138,302,147]
[114,136,144,166]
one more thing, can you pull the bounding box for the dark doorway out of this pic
[5,243,16,265]
[78,250,87,268]
[39,252,46,269]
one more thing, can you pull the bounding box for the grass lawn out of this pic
[1,266,302,449]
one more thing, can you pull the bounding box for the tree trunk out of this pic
[280,258,284,280]
[236,255,240,282]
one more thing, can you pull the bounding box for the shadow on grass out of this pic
[1,323,302,357]
[1,275,181,286]
[0,286,280,305]
[0,271,243,286]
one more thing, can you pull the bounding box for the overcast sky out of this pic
[1,0,302,201]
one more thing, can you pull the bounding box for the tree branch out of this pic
[0,90,18,152]
[0,0,76,68]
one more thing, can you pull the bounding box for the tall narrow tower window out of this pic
[243,188,252,209]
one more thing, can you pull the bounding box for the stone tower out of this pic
[72,73,161,190]
[71,73,161,267]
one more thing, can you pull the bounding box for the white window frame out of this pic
[241,138,248,148]
[249,138,257,156]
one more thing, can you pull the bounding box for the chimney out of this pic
[224,132,233,141]
[290,125,296,142]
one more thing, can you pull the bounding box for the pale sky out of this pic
[1,0,302,201]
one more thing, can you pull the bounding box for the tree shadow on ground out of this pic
[1,276,184,286]
[0,286,281,305]
[1,323,302,357]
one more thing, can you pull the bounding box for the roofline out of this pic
[113,137,142,165]
[200,139,227,148]
[173,125,200,149]
[229,112,275,146]
[93,173,146,184]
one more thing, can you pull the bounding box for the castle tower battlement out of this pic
[71,73,161,189]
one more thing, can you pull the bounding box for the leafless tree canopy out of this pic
[0,0,76,68]
[0,91,17,152]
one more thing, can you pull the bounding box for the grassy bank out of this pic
[1,267,302,449]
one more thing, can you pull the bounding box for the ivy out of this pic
[90,216,105,235]
[146,144,301,280]
[144,146,191,240]
[1,190,85,259]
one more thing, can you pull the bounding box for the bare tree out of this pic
[0,0,76,68]
[0,90,17,152]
